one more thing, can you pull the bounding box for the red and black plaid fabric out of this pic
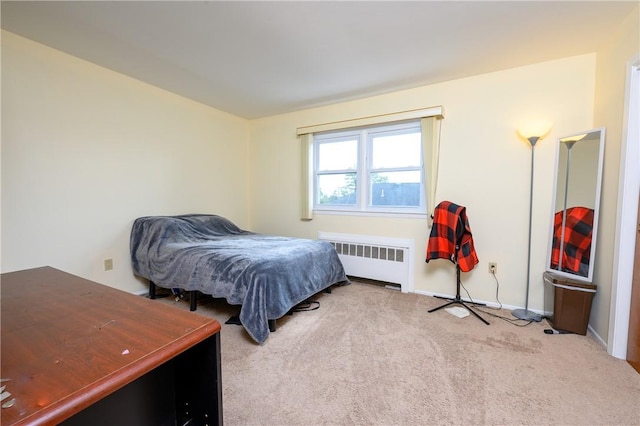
[550,206,594,277]
[426,201,479,272]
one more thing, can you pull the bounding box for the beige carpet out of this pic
[159,281,640,425]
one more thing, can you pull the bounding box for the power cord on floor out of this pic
[292,299,320,312]
[460,271,535,327]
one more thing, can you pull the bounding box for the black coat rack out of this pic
[427,212,489,325]
[428,255,489,325]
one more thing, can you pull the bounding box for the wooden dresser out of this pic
[1,266,222,425]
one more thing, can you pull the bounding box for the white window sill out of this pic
[313,210,428,220]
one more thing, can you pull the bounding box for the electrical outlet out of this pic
[488,262,497,274]
[104,258,114,271]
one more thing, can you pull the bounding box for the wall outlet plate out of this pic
[104,258,114,271]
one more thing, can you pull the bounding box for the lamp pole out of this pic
[558,140,577,271]
[512,136,543,322]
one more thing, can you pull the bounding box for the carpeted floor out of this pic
[157,280,640,425]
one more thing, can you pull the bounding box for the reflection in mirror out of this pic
[547,128,605,282]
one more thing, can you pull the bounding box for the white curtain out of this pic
[300,133,314,220]
[421,116,443,226]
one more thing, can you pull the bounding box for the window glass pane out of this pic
[370,171,421,207]
[313,120,426,214]
[371,132,421,169]
[318,140,357,171]
[318,173,357,205]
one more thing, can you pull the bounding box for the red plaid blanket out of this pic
[550,206,594,277]
[426,201,479,272]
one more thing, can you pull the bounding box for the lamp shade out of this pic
[561,133,588,143]
[517,121,553,141]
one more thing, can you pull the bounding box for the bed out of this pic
[130,214,348,344]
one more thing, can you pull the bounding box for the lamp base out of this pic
[512,308,543,322]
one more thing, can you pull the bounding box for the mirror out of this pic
[546,128,605,282]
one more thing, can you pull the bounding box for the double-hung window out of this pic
[314,120,425,215]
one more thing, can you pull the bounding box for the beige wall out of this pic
[592,4,640,344]
[1,31,251,293]
[250,54,596,314]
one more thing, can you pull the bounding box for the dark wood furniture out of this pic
[1,266,223,426]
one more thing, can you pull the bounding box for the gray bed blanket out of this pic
[130,214,347,344]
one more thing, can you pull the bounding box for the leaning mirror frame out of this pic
[546,127,606,283]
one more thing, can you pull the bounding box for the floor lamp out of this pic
[512,126,550,322]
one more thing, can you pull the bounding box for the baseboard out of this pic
[414,289,608,343]
[413,289,545,315]
[133,289,149,297]
[588,324,606,348]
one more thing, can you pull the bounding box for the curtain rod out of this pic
[296,106,444,136]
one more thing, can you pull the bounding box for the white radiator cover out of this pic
[318,232,414,293]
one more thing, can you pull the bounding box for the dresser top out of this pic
[1,266,220,426]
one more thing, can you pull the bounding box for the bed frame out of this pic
[148,280,333,333]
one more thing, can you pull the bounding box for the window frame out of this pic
[313,120,426,215]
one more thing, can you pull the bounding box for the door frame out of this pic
[609,56,640,359]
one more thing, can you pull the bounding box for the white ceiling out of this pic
[1,1,638,119]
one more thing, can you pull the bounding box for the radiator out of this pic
[318,232,413,293]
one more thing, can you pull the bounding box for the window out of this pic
[313,120,425,214]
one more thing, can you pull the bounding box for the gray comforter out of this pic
[130,214,347,343]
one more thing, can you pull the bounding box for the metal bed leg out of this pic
[190,291,197,311]
[268,319,276,332]
[149,281,156,299]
